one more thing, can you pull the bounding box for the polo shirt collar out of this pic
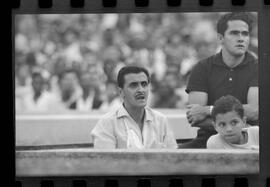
[117,104,154,122]
[213,50,255,68]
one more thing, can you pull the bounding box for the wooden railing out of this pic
[15,110,259,176]
[16,149,259,176]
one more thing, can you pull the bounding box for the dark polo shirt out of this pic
[186,51,258,106]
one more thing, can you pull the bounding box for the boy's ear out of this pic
[212,121,218,131]
[213,125,219,133]
[243,116,247,126]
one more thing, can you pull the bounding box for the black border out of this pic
[12,0,270,186]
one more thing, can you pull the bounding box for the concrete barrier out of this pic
[16,149,259,176]
[16,109,199,146]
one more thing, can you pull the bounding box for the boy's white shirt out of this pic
[207,126,259,150]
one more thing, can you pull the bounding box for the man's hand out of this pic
[186,104,211,126]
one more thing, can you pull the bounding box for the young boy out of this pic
[207,95,259,150]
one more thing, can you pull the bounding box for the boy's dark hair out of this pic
[217,12,254,35]
[117,66,150,88]
[211,95,244,121]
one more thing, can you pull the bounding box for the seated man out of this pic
[91,66,177,149]
[207,95,259,150]
[180,12,258,148]
[20,70,51,112]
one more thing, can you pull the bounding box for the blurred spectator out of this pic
[42,69,81,111]
[18,70,52,112]
[14,13,258,112]
[152,73,183,108]
[15,63,33,112]
[74,69,104,111]
[99,81,122,112]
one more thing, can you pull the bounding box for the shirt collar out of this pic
[213,50,257,68]
[117,104,154,122]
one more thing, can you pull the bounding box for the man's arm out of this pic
[243,87,258,122]
[188,91,208,105]
[91,119,116,149]
[186,91,212,126]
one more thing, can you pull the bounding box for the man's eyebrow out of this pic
[128,81,148,85]
[128,81,140,85]
[230,30,249,33]
[230,30,240,33]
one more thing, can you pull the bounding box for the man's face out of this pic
[60,72,78,92]
[32,76,44,93]
[220,20,250,57]
[120,72,149,109]
[80,73,98,90]
[106,83,118,99]
[214,111,246,144]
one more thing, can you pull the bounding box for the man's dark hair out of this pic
[211,95,244,121]
[117,66,150,88]
[31,71,43,80]
[217,12,254,35]
[58,69,78,82]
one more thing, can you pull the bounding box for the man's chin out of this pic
[232,50,246,57]
[135,102,147,108]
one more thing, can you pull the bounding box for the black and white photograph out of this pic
[15,12,259,176]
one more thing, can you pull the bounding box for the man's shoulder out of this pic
[194,54,218,69]
[98,109,119,123]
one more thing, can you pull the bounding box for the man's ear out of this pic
[118,87,124,100]
[217,33,224,44]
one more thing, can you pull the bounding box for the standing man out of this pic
[179,12,258,148]
[91,66,177,149]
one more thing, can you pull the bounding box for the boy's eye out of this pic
[218,122,226,127]
[231,120,238,126]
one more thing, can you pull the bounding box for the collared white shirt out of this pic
[207,126,259,150]
[76,91,95,111]
[22,90,53,112]
[91,104,177,149]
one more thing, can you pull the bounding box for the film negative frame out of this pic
[12,0,270,186]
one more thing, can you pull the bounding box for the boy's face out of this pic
[214,111,246,144]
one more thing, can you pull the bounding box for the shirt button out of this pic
[229,77,232,81]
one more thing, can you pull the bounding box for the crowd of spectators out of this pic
[15,13,258,113]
